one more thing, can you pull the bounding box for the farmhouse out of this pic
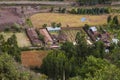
[84,26,99,41]
[84,26,111,47]
[26,28,42,46]
[39,28,53,45]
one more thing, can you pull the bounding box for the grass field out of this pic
[21,50,48,68]
[31,13,108,28]
[0,32,31,47]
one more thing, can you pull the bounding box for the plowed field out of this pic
[21,50,48,68]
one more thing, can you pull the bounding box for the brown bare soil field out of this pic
[31,13,108,28]
[0,9,22,30]
[21,50,48,68]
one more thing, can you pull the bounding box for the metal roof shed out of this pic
[89,27,97,32]
[47,27,61,31]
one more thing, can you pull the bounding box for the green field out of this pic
[0,32,31,47]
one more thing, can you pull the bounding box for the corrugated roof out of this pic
[47,27,61,31]
[112,38,119,44]
[26,28,41,45]
[39,28,53,43]
[89,27,97,32]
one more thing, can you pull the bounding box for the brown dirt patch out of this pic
[21,50,48,68]
[0,8,22,30]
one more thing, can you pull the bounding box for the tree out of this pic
[109,46,120,67]
[0,53,20,80]
[7,34,17,46]
[80,56,110,78]
[61,41,76,59]
[84,24,90,30]
[58,7,62,13]
[107,15,112,24]
[51,22,56,28]
[77,0,112,5]
[69,8,109,15]
[70,8,77,14]
[50,7,54,12]
[11,23,21,32]
[0,53,33,80]
[41,50,71,80]
[42,24,47,28]
[0,35,4,45]
[61,8,66,13]
[91,41,105,58]
[113,16,119,26]
[7,34,21,62]
[85,62,120,80]
[39,34,44,43]
[69,53,120,80]
[56,23,62,27]
[75,32,89,65]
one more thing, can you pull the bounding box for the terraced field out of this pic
[63,29,81,42]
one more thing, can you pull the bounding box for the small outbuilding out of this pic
[112,38,119,44]
[89,26,98,36]
[47,27,61,32]
[89,26,97,32]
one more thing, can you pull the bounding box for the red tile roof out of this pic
[26,28,41,46]
[39,28,53,44]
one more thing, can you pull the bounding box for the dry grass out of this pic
[63,30,80,42]
[21,50,48,68]
[0,32,31,47]
[31,13,108,28]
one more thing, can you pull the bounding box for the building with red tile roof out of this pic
[39,28,53,45]
[26,28,42,46]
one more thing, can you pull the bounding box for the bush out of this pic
[56,23,61,27]
[11,24,21,32]
[20,47,30,51]
[26,18,33,27]
[61,8,66,13]
[51,22,56,28]
[42,24,47,28]
[50,7,54,12]
[39,34,44,43]
[84,24,90,30]
[4,28,10,32]
[58,7,66,13]
[51,22,62,28]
